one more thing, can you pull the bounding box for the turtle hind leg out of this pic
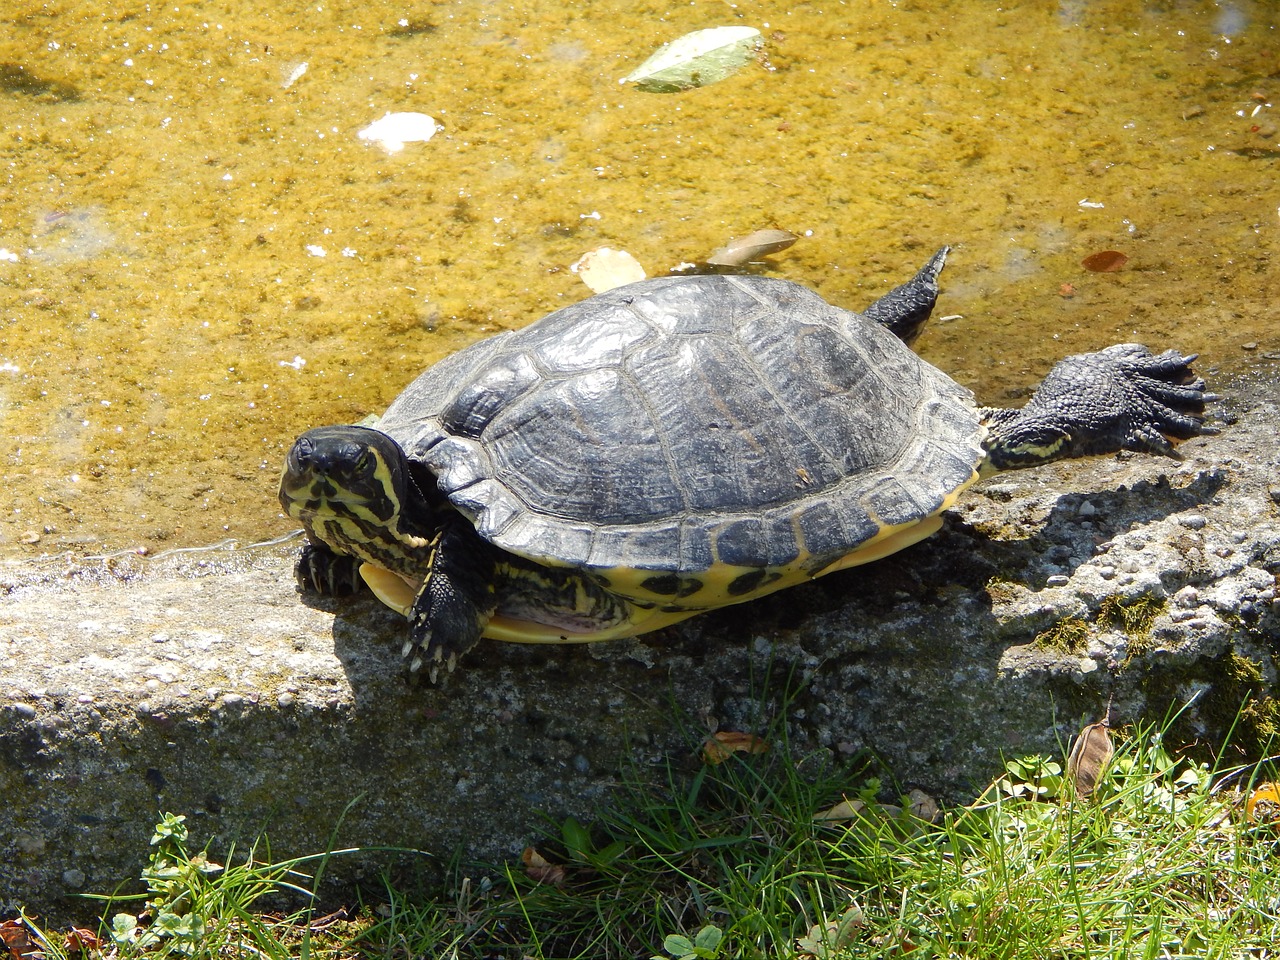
[296,541,366,597]
[862,246,949,346]
[404,517,497,682]
[982,343,1217,473]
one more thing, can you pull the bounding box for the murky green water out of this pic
[1,0,1277,559]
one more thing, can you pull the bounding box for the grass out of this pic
[9,708,1280,960]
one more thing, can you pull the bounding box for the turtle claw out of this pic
[426,653,458,685]
[296,543,365,597]
[404,643,452,685]
[403,612,470,684]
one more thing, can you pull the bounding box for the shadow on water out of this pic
[0,62,80,101]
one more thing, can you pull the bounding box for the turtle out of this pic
[278,248,1215,680]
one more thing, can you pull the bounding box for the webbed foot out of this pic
[1093,345,1218,455]
[984,343,1216,471]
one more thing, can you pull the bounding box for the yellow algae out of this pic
[0,0,1276,558]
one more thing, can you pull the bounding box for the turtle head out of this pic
[279,425,424,540]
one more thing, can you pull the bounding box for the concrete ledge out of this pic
[1,545,685,920]
[3,378,1277,921]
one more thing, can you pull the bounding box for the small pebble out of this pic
[1078,500,1097,517]
[1179,514,1207,530]
[1046,574,1070,587]
[1097,566,1117,580]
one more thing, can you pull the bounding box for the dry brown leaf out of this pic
[0,920,44,960]
[65,927,100,954]
[814,797,866,822]
[796,902,865,957]
[906,788,940,823]
[1067,714,1114,797]
[1246,783,1280,823]
[702,731,769,764]
[521,846,567,887]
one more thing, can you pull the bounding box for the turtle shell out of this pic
[377,275,984,594]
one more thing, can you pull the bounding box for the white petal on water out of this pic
[621,26,762,93]
[570,247,646,293]
[282,61,308,89]
[358,112,440,154]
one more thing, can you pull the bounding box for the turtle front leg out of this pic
[981,344,1217,473]
[404,516,497,682]
[296,541,366,597]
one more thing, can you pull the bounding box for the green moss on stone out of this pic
[1098,593,1164,637]
[1033,617,1091,654]
[1227,652,1266,685]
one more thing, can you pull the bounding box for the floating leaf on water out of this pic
[705,228,798,266]
[357,112,440,153]
[621,26,762,93]
[1081,250,1128,272]
[571,247,646,293]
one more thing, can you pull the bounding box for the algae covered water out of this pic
[1,0,1277,559]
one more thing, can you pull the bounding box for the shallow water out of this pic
[1,0,1277,559]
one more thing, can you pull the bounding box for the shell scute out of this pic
[377,275,985,584]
